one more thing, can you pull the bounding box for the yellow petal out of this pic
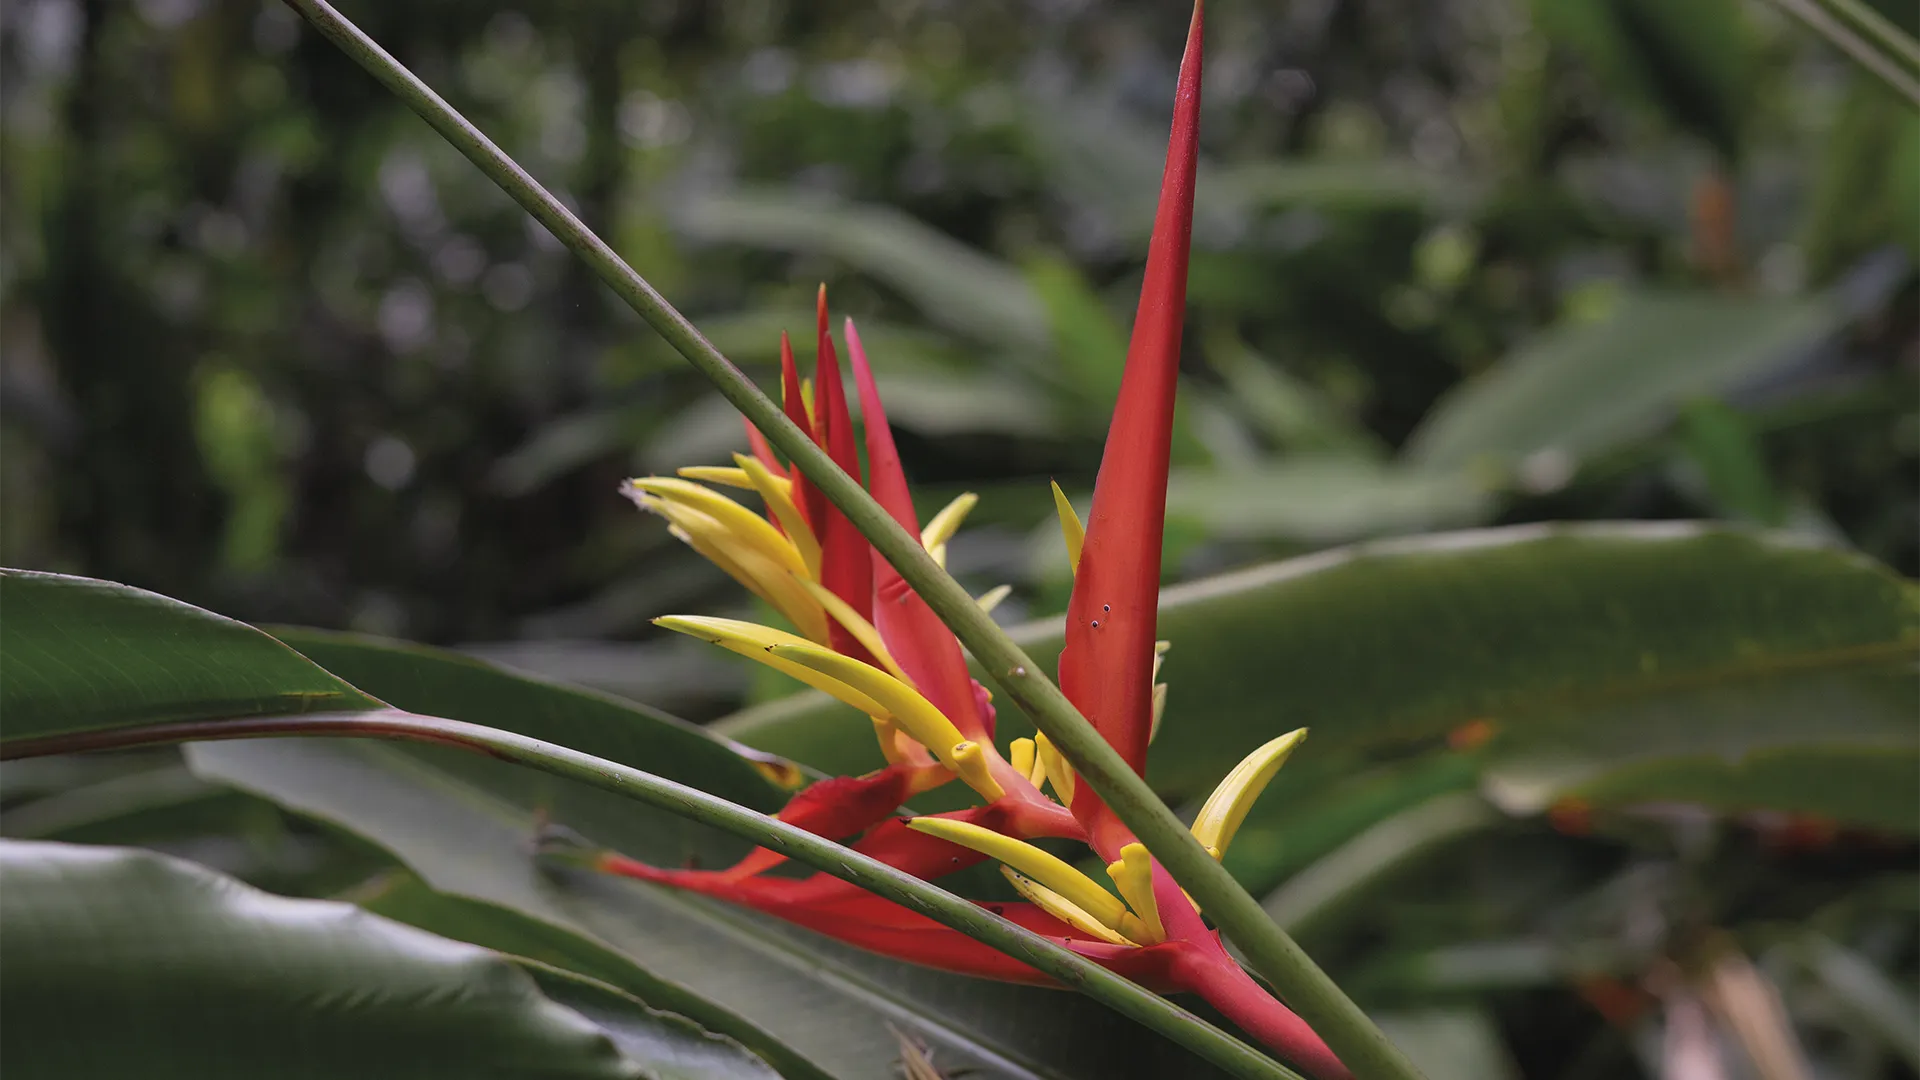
[920,493,978,554]
[1105,843,1165,944]
[628,477,807,579]
[908,817,1129,933]
[767,643,1003,800]
[1007,738,1036,779]
[949,740,1005,801]
[733,454,821,581]
[676,466,757,490]
[793,576,908,685]
[654,616,885,716]
[1001,869,1137,947]
[1190,729,1308,859]
[870,716,921,766]
[640,497,828,642]
[1050,481,1084,573]
[633,491,808,632]
[974,584,1013,614]
[1034,732,1074,806]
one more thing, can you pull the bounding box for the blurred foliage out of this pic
[1,2,1916,1077]
[4,0,1912,659]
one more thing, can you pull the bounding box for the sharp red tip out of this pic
[1058,1,1202,822]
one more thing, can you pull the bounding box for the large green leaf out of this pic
[1167,460,1495,544]
[189,738,1239,1080]
[0,570,378,740]
[716,524,1919,826]
[1485,739,1920,831]
[265,628,788,817]
[1403,292,1846,473]
[0,839,773,1080]
[1,571,1266,1080]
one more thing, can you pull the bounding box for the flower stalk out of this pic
[278,1,1426,1077]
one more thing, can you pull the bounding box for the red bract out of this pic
[615,5,1348,1076]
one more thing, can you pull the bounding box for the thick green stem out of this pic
[3,711,1301,1080]
[278,3,1423,1077]
[1768,0,1920,105]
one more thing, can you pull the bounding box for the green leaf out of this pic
[1020,97,1470,246]
[1403,292,1847,475]
[189,738,1243,1080]
[522,967,783,1080]
[0,570,378,741]
[0,762,262,846]
[1800,76,1920,280]
[717,524,1919,824]
[1676,398,1786,525]
[265,627,789,819]
[1531,0,1754,158]
[671,189,1049,353]
[1794,934,1920,1068]
[1,571,1283,1080]
[1167,460,1495,544]
[1259,793,1500,937]
[0,839,658,1079]
[1371,1009,1521,1080]
[1220,752,1485,897]
[1485,738,1920,832]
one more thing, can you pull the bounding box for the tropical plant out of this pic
[2,1,1915,1079]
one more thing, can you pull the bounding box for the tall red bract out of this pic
[613,7,1347,1076]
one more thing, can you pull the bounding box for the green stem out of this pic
[1768,0,1920,106]
[1818,0,1920,71]
[3,711,1301,1080]
[279,2,1422,1077]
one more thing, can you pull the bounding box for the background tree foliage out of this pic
[1,1,1915,1078]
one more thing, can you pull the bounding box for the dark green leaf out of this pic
[1404,292,1846,474]
[1795,935,1920,1068]
[517,966,784,1080]
[266,627,787,817]
[189,738,1240,1080]
[717,525,1919,826]
[0,839,646,1079]
[1167,460,1495,544]
[0,570,377,741]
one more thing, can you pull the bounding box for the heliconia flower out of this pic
[609,5,1349,1076]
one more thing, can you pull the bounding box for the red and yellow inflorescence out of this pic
[608,7,1347,1077]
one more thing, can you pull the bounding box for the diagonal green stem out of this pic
[278,2,1423,1077]
[3,711,1302,1080]
[1767,0,1920,106]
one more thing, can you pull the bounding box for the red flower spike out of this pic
[744,419,783,478]
[618,8,1353,1075]
[599,852,1188,989]
[847,318,996,744]
[777,332,825,532]
[1058,1,1203,846]
[810,289,877,656]
[717,766,926,881]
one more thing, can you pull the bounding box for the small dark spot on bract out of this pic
[1102,604,1111,612]
[1090,619,1100,627]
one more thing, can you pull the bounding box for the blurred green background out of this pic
[2,3,1917,1076]
[4,0,1913,707]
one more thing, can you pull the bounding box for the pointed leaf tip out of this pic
[1057,3,1203,789]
